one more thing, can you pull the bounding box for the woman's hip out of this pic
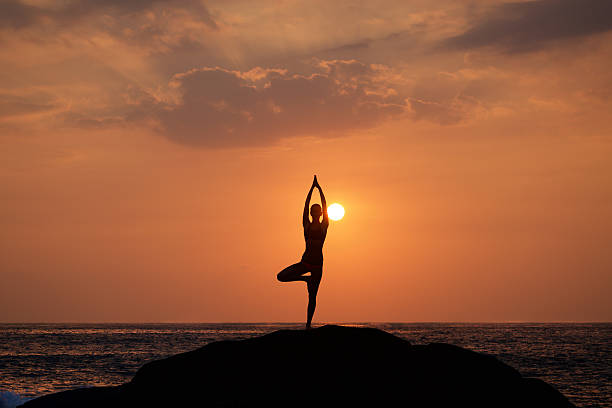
[300,261,323,276]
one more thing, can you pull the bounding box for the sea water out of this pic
[0,323,610,407]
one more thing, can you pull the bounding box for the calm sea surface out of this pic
[0,323,610,407]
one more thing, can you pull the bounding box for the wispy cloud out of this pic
[442,0,612,53]
[0,0,217,30]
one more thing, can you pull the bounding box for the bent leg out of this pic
[277,262,309,282]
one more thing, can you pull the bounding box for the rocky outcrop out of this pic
[20,325,576,407]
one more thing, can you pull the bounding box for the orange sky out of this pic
[1,0,611,322]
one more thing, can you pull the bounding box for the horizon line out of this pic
[1,321,611,324]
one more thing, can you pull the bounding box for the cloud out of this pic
[0,0,217,31]
[156,60,408,147]
[4,1,609,148]
[407,68,514,125]
[41,59,520,144]
[0,92,58,120]
[443,0,612,53]
[0,1,38,29]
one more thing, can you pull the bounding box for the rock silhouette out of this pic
[20,325,575,407]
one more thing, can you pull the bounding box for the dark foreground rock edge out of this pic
[20,325,576,408]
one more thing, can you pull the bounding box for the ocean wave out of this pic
[0,390,29,408]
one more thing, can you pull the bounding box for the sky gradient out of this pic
[1,0,611,322]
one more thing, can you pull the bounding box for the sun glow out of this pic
[327,203,345,221]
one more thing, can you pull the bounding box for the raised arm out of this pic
[303,179,316,228]
[314,176,329,226]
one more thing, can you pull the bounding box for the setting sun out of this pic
[328,203,345,221]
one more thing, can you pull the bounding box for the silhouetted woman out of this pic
[277,175,329,329]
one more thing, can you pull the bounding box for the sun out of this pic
[327,203,345,221]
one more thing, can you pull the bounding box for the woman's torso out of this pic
[301,222,327,265]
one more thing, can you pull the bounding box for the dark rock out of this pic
[20,325,576,407]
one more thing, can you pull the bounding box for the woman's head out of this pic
[310,203,322,219]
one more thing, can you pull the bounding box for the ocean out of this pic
[0,323,610,408]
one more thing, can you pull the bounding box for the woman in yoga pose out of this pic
[277,175,329,329]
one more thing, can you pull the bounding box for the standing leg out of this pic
[306,268,322,330]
